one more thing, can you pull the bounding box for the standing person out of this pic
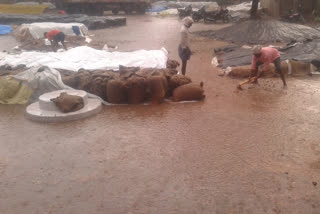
[44,30,67,52]
[178,17,193,75]
[250,45,287,87]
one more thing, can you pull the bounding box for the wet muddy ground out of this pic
[1,15,320,214]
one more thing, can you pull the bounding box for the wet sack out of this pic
[51,92,84,113]
[172,82,205,102]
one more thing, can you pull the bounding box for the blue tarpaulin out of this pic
[146,6,168,13]
[0,25,12,35]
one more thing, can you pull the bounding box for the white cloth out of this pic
[18,22,88,39]
[0,46,168,72]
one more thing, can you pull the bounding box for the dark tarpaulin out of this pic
[217,45,252,68]
[0,14,126,30]
[197,20,320,44]
[220,39,320,68]
[280,39,320,66]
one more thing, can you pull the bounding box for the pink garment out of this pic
[251,47,280,72]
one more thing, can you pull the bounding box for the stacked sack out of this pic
[61,65,205,104]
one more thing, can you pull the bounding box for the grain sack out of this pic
[263,61,289,77]
[88,77,108,100]
[228,65,251,78]
[148,75,166,103]
[106,79,127,104]
[62,75,78,89]
[92,70,116,80]
[167,59,180,69]
[125,76,147,104]
[75,71,92,90]
[229,61,290,78]
[172,82,205,102]
[169,74,192,91]
[151,71,169,94]
[119,65,139,79]
[285,60,310,76]
[51,92,84,113]
[163,69,178,80]
[136,68,156,78]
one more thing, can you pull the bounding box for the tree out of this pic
[250,0,259,18]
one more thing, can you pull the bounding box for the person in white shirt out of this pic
[178,17,193,75]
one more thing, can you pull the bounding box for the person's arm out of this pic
[249,57,257,78]
[51,40,58,52]
[61,41,67,51]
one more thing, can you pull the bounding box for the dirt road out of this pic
[1,15,320,214]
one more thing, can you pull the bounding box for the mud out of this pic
[1,16,320,214]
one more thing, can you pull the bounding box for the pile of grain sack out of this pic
[61,61,205,104]
[228,60,311,78]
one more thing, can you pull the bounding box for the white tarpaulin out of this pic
[0,46,168,72]
[152,1,218,9]
[19,22,88,39]
[0,52,7,60]
[14,66,71,101]
[149,8,179,16]
[227,1,260,12]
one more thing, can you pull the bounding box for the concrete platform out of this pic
[25,90,102,123]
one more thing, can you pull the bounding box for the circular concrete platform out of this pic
[25,90,102,123]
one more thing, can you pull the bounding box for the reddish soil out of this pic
[0,15,320,214]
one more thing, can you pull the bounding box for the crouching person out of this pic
[44,30,67,52]
[250,45,287,88]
